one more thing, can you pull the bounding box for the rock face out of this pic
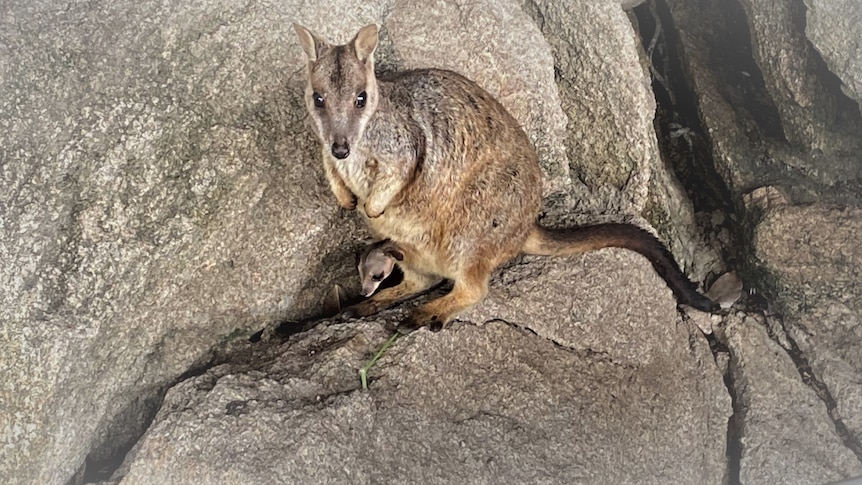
[664,0,862,200]
[1,1,363,482]
[806,0,862,106]
[1,0,673,482]
[753,204,862,457]
[735,0,862,174]
[119,254,730,485]
[3,0,862,484]
[721,312,862,485]
[656,0,862,480]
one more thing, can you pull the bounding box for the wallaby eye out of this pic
[312,92,325,108]
[355,91,367,109]
[371,272,384,282]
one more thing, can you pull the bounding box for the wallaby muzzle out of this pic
[331,139,350,159]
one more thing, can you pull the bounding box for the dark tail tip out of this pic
[680,290,719,313]
[627,225,718,314]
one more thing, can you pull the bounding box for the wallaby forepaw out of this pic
[338,196,357,211]
[363,201,385,218]
[349,300,382,318]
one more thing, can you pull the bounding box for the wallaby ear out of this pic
[293,23,328,62]
[352,24,379,64]
[384,247,404,261]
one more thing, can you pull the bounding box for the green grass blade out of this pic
[359,333,400,390]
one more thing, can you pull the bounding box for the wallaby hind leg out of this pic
[399,264,491,333]
[349,267,441,317]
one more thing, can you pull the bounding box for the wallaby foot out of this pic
[397,267,490,333]
[348,268,440,318]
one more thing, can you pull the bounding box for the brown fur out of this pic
[294,24,716,332]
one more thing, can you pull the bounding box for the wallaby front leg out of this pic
[323,157,357,210]
[350,268,441,317]
[363,159,415,218]
[364,179,403,218]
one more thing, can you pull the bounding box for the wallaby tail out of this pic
[523,223,718,312]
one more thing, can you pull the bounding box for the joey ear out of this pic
[293,23,328,61]
[352,24,379,64]
[385,247,404,261]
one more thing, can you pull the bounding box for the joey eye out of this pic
[312,92,325,108]
[371,272,384,282]
[355,91,367,109]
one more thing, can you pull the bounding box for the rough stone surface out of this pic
[525,0,656,212]
[736,0,862,170]
[806,0,862,107]
[753,204,862,447]
[118,256,729,484]
[520,0,714,282]
[662,0,759,194]
[660,0,862,479]
[1,1,363,482]
[720,312,862,485]
[753,205,862,311]
[5,0,862,483]
[665,0,862,202]
[467,250,690,367]
[1,0,701,483]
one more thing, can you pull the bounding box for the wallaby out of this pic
[294,23,717,332]
[358,239,404,297]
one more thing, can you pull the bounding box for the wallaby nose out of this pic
[331,141,350,159]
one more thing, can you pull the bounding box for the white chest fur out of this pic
[333,154,376,201]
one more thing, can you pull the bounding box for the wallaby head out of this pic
[293,23,380,161]
[358,239,404,297]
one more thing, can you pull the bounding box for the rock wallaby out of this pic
[294,23,717,332]
[358,239,404,297]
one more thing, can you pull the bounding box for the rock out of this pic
[9,0,862,482]
[664,0,862,201]
[1,1,364,482]
[467,249,695,367]
[735,0,862,169]
[805,0,862,107]
[117,256,729,484]
[753,205,862,312]
[753,204,862,449]
[525,0,657,211]
[639,0,862,481]
[527,0,715,282]
[719,312,862,484]
[705,272,743,310]
[2,1,718,483]
[661,0,760,192]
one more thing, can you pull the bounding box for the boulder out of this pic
[805,0,862,107]
[1,1,360,482]
[1,0,700,483]
[753,204,862,451]
[6,0,862,483]
[665,0,862,200]
[720,312,862,485]
[117,254,730,485]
